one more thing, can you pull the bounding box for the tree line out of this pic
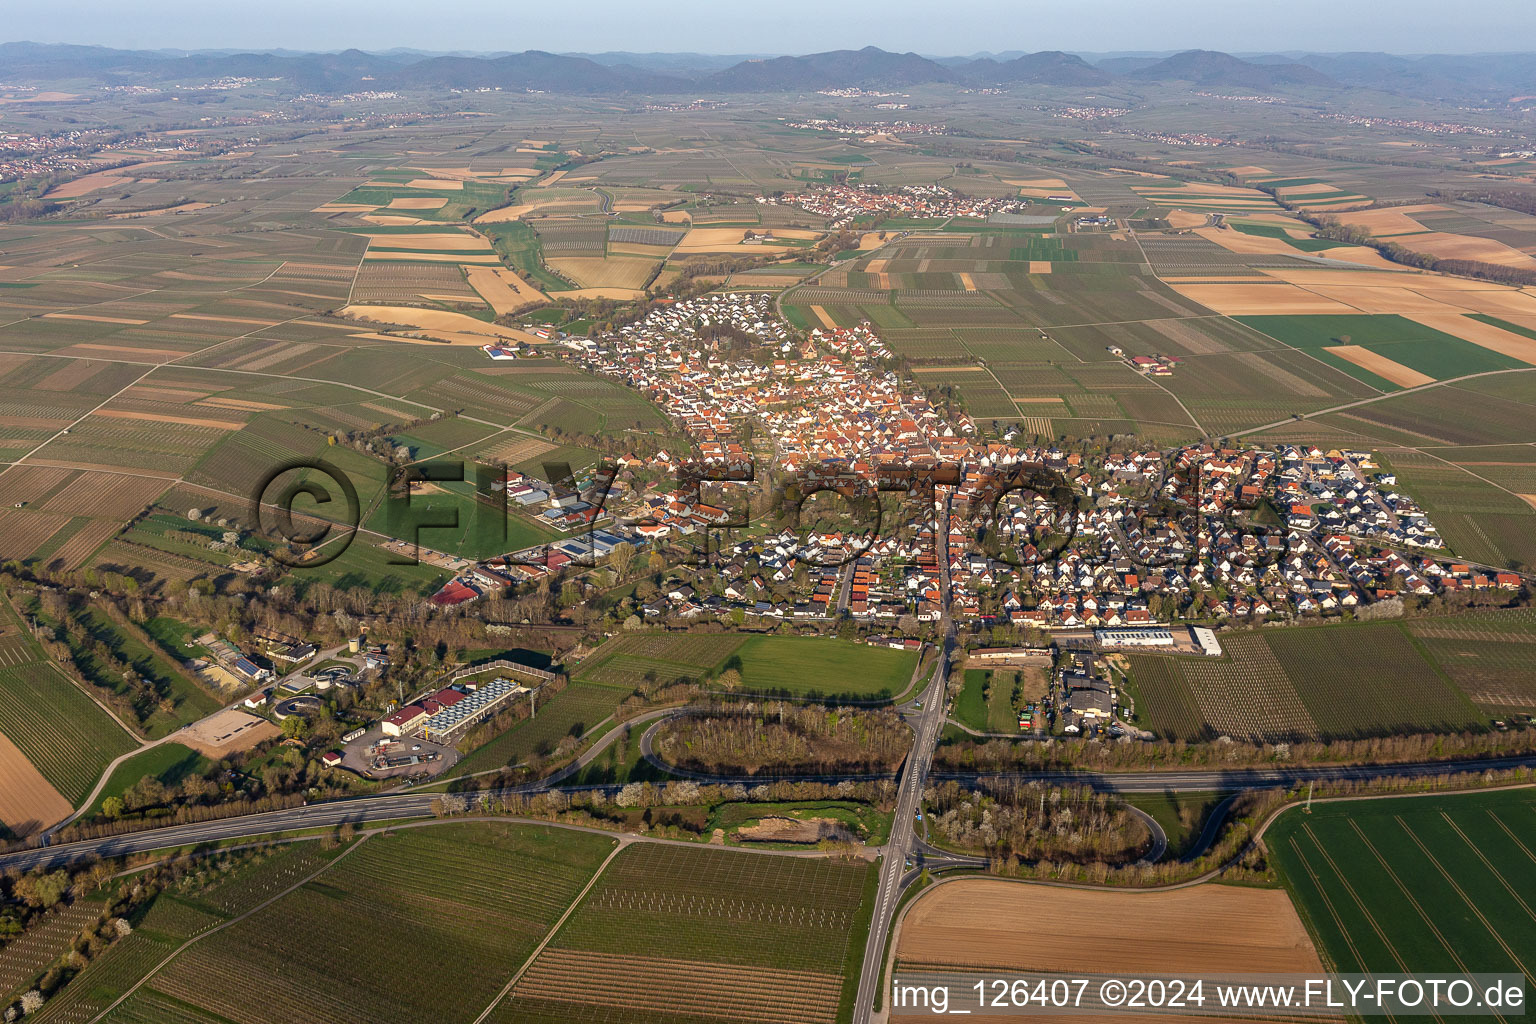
[925,779,1149,865]
[934,725,1536,773]
[653,703,911,776]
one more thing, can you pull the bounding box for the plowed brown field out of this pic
[0,731,72,836]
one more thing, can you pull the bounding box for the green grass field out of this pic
[1237,314,1525,389]
[568,722,671,786]
[1270,789,1536,995]
[1229,220,1346,252]
[493,842,876,1024]
[364,484,562,561]
[451,680,630,776]
[290,536,449,595]
[954,669,1021,733]
[732,635,918,699]
[573,632,918,700]
[1121,790,1227,859]
[85,742,210,817]
[478,220,572,291]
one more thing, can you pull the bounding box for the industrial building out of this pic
[422,677,529,744]
[1190,626,1224,657]
[1095,627,1174,648]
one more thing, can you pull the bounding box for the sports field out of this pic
[1269,789,1536,989]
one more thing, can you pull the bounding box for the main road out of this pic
[850,479,961,1024]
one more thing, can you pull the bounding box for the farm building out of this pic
[968,646,1052,665]
[1065,683,1113,721]
[1095,627,1174,648]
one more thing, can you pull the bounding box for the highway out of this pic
[933,755,1536,793]
[2,791,448,872]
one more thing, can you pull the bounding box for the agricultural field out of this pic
[25,929,181,1024]
[1407,607,1536,710]
[328,177,510,223]
[544,255,658,293]
[495,843,875,1024]
[54,824,617,1024]
[0,658,138,806]
[449,679,631,776]
[0,600,137,814]
[1237,314,1528,391]
[1128,621,1488,741]
[1269,789,1536,993]
[0,900,103,1000]
[894,877,1325,1023]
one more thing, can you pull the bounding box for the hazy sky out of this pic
[9,0,1536,55]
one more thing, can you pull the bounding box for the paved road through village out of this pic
[851,480,960,1024]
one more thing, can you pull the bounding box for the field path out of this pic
[1232,366,1536,438]
[1122,228,1211,436]
[11,264,303,468]
[470,836,630,1024]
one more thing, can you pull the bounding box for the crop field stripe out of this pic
[1394,816,1533,978]
[1484,809,1536,865]
[1342,819,1472,976]
[1300,822,1413,973]
[1434,812,1536,925]
[84,835,369,1024]
[1280,836,1366,974]
[470,838,626,1024]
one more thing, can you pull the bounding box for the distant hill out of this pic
[703,46,958,91]
[391,51,682,93]
[959,51,1111,86]
[568,51,774,74]
[1091,56,1166,75]
[1126,49,1338,89]
[1285,51,1536,103]
[0,41,1533,102]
